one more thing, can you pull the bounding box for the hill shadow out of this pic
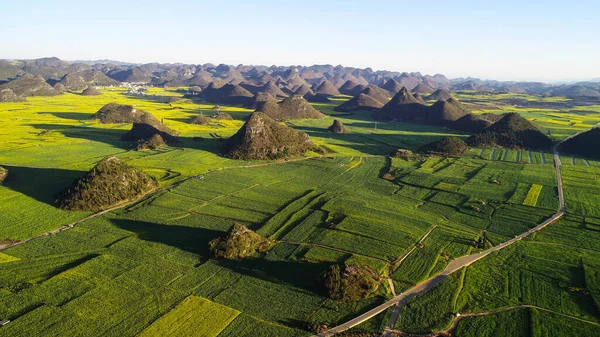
[121,94,181,104]
[293,121,469,154]
[111,218,223,255]
[111,218,329,293]
[42,112,95,121]
[1,165,86,206]
[28,122,232,155]
[215,256,329,293]
[168,117,195,124]
[174,135,227,153]
[28,123,130,150]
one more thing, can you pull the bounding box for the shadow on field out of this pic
[121,94,178,104]
[28,123,130,150]
[111,218,329,293]
[1,165,86,206]
[215,255,329,294]
[44,112,94,121]
[291,125,389,155]
[174,136,227,153]
[28,122,234,157]
[168,117,195,124]
[111,219,222,255]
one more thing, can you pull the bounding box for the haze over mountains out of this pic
[1,57,600,100]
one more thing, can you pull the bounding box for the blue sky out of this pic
[1,0,599,82]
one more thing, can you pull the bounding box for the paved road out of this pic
[316,134,580,337]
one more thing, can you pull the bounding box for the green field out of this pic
[139,296,240,337]
[455,91,600,141]
[0,88,599,336]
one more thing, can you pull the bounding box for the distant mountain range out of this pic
[1,57,599,100]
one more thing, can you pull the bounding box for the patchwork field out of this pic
[0,88,599,336]
[0,88,464,240]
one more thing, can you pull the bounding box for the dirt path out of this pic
[387,278,397,297]
[386,304,600,336]
[438,304,600,335]
[384,225,438,311]
[390,225,436,272]
[316,133,577,337]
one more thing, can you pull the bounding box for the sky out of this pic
[1,0,599,82]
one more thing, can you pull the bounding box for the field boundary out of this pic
[0,156,327,252]
[316,125,588,337]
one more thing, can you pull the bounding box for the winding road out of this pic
[315,132,583,337]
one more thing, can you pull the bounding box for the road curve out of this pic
[316,133,579,337]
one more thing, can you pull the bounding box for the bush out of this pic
[391,149,416,159]
[323,264,381,301]
[189,114,211,125]
[209,224,273,259]
[136,134,166,151]
[328,119,348,133]
[421,137,469,156]
[0,166,7,184]
[212,111,233,120]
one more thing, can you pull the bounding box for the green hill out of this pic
[328,119,348,133]
[56,157,158,211]
[0,74,59,97]
[93,103,179,136]
[199,82,253,105]
[421,136,469,155]
[451,113,498,133]
[381,78,403,94]
[0,88,26,102]
[427,89,452,101]
[334,85,390,112]
[426,98,470,124]
[560,127,600,159]
[338,80,364,96]
[304,92,331,103]
[468,113,552,149]
[256,95,325,121]
[121,123,179,145]
[224,112,317,160]
[315,80,340,96]
[373,87,427,121]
